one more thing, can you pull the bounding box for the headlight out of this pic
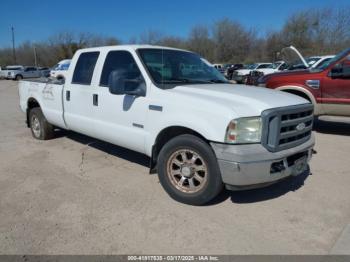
[225,117,262,144]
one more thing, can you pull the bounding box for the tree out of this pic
[212,18,254,63]
[187,25,215,62]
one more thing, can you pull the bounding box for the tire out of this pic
[15,75,23,80]
[29,107,54,140]
[157,134,223,205]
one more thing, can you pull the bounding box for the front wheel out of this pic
[157,134,223,205]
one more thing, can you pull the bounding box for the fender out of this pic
[275,85,321,115]
[145,118,226,157]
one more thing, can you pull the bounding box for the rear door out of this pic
[33,67,41,77]
[23,67,32,78]
[63,51,100,136]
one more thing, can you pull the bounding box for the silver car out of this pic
[6,66,42,80]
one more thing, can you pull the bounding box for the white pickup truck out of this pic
[18,45,315,205]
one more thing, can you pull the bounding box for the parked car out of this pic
[259,47,350,116]
[247,49,335,86]
[19,45,315,205]
[50,59,71,80]
[246,61,289,85]
[213,63,231,75]
[279,46,334,70]
[258,61,288,74]
[38,67,51,78]
[287,55,335,70]
[0,65,23,79]
[226,64,244,79]
[6,66,42,80]
[306,56,335,69]
[232,63,272,84]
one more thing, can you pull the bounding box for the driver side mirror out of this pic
[108,70,146,97]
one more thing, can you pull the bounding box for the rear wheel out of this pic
[29,108,54,140]
[157,134,223,205]
[15,75,23,80]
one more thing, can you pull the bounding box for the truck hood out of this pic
[281,46,309,68]
[265,69,312,78]
[167,84,309,117]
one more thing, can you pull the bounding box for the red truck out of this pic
[259,48,350,116]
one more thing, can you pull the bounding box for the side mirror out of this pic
[108,70,146,97]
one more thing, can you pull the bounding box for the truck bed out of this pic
[18,78,66,129]
[20,77,64,85]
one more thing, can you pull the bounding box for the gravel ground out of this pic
[0,80,349,255]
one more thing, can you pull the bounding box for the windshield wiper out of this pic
[160,78,228,84]
[161,78,211,84]
[207,79,228,83]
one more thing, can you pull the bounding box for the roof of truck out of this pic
[78,45,190,53]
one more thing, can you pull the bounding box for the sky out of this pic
[0,0,349,48]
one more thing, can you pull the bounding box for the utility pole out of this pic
[33,44,38,67]
[11,26,16,64]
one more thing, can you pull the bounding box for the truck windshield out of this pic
[138,48,228,88]
[315,48,350,71]
[245,64,258,70]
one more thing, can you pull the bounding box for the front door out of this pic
[91,50,149,154]
[322,55,350,116]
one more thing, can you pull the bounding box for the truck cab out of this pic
[18,45,315,205]
[260,47,350,116]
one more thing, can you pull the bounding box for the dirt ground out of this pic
[0,80,349,255]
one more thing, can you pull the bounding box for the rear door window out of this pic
[72,52,99,85]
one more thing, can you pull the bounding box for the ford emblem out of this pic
[296,122,306,131]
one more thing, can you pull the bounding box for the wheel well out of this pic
[26,98,40,127]
[150,126,207,173]
[282,89,311,102]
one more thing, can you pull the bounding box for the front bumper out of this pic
[211,135,315,190]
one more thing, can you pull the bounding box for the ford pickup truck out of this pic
[259,47,350,116]
[7,66,42,80]
[18,45,315,205]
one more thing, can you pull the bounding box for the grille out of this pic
[261,104,314,152]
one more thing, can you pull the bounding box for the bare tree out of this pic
[213,18,254,63]
[139,30,163,45]
[187,25,215,62]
